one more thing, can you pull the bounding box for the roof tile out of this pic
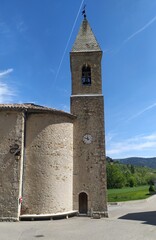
[0,103,75,118]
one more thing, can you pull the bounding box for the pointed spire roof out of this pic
[71,18,101,52]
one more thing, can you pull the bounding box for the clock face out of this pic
[83,134,93,144]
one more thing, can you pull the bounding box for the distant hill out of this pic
[114,157,156,169]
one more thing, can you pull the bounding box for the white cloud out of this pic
[0,68,16,103]
[0,82,16,102]
[0,68,13,78]
[106,133,156,158]
[143,134,156,141]
[106,132,117,145]
[106,102,156,158]
[124,15,156,43]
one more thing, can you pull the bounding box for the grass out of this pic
[107,185,151,202]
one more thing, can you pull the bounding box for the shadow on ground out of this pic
[119,211,156,226]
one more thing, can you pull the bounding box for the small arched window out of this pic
[82,65,91,85]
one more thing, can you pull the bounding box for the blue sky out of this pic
[0,0,156,159]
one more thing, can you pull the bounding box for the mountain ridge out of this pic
[114,157,156,169]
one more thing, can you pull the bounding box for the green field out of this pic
[107,185,150,202]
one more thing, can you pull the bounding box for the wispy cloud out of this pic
[128,102,156,121]
[106,132,117,145]
[112,14,156,54]
[0,68,13,78]
[0,82,16,102]
[124,15,156,43]
[106,133,156,158]
[16,20,27,33]
[0,68,16,103]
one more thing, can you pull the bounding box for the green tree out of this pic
[107,163,126,189]
[106,158,156,189]
[128,176,136,187]
[130,165,135,174]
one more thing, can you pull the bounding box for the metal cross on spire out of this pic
[82,4,87,19]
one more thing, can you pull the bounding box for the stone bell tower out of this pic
[70,15,108,217]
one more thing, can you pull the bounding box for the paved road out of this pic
[1,195,156,240]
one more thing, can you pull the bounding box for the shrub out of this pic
[149,185,155,193]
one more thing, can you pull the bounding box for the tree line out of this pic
[106,157,156,189]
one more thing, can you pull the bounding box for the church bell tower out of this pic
[70,15,108,217]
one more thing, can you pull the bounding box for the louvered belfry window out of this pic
[82,65,91,85]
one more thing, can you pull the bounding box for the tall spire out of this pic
[71,17,101,52]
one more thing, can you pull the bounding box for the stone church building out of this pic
[0,17,107,221]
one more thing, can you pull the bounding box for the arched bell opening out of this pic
[81,65,91,85]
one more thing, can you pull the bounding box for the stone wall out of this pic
[22,112,73,215]
[0,111,24,220]
[71,96,107,215]
[70,52,102,95]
